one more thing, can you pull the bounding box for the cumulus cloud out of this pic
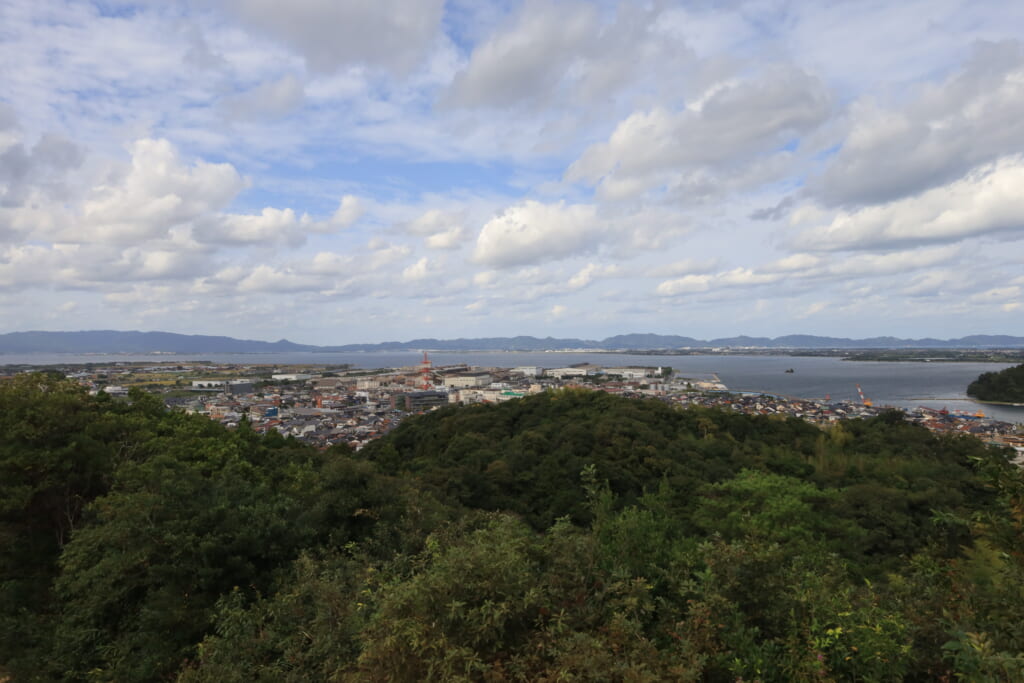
[78,138,245,243]
[7,137,345,249]
[566,65,832,199]
[198,208,315,245]
[797,156,1024,251]
[403,208,466,249]
[331,195,363,228]
[222,0,445,73]
[473,200,601,267]
[813,40,1024,207]
[0,242,209,291]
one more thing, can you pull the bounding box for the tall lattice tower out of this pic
[420,351,432,390]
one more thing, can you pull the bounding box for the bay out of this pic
[4,350,1022,424]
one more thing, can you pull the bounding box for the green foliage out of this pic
[967,363,1024,402]
[2,378,1023,681]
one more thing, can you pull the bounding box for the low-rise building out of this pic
[395,390,449,412]
[443,372,492,388]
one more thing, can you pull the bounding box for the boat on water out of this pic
[784,368,795,373]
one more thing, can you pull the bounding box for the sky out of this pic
[1,0,1023,345]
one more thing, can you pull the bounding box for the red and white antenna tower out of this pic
[855,384,873,407]
[420,351,432,390]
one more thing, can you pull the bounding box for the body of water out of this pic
[4,350,1022,424]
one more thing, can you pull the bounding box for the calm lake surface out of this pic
[5,351,1022,424]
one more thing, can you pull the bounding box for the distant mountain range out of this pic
[2,330,1024,354]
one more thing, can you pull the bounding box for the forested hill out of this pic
[3,377,1024,680]
[4,329,1024,353]
[968,363,1024,402]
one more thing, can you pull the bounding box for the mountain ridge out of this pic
[2,329,1024,354]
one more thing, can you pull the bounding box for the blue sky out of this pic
[1,0,1023,344]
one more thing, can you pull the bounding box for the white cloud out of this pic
[331,195,363,228]
[813,40,1024,206]
[222,0,445,73]
[406,208,454,235]
[566,66,832,199]
[764,253,823,272]
[78,138,245,243]
[568,263,619,289]
[237,264,321,293]
[473,200,601,267]
[404,208,466,249]
[825,246,960,278]
[656,274,712,296]
[200,207,319,245]
[797,156,1024,251]
[401,257,431,282]
[473,270,497,287]
[426,226,464,250]
[650,258,719,278]
[656,245,961,299]
[0,242,209,290]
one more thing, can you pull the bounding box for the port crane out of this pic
[855,384,873,407]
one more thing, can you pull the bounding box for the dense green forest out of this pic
[3,375,1024,681]
[968,363,1024,403]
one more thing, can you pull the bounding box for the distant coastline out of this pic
[3,330,1024,355]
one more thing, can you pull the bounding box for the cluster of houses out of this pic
[666,390,1024,459]
[8,359,1021,458]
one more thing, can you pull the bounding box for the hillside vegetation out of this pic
[968,363,1024,403]
[3,376,1024,681]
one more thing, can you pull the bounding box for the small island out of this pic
[967,363,1024,404]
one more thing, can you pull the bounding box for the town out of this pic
[5,354,1022,459]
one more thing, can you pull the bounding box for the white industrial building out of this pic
[547,366,597,378]
[605,367,660,380]
[443,372,493,388]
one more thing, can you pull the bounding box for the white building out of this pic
[443,372,492,388]
[511,366,544,377]
[605,367,659,380]
[548,366,596,378]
